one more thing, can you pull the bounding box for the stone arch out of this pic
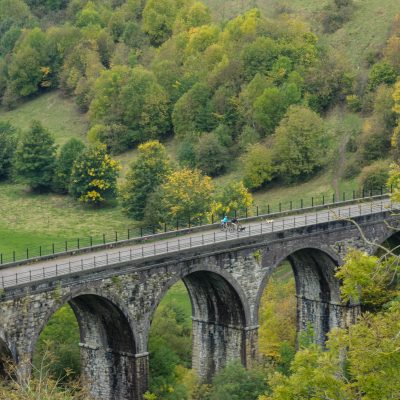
[256,246,341,345]
[33,291,139,400]
[375,230,400,256]
[148,264,250,382]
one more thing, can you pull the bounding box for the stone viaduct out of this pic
[0,199,398,399]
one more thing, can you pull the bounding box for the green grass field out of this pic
[0,91,88,145]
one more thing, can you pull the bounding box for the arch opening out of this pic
[258,262,296,374]
[257,247,340,352]
[34,294,137,400]
[148,269,248,397]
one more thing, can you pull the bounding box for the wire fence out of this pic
[0,198,396,290]
[0,187,390,265]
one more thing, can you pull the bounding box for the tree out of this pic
[69,144,120,205]
[14,121,57,191]
[0,121,17,180]
[53,138,85,194]
[159,168,214,224]
[121,67,170,143]
[274,105,326,182]
[359,160,390,191]
[213,181,253,216]
[209,362,268,400]
[241,143,275,190]
[142,0,184,46]
[195,132,229,176]
[368,61,397,91]
[172,82,215,138]
[121,140,171,220]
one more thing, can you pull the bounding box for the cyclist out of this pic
[221,215,229,228]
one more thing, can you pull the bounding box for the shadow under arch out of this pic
[149,267,249,382]
[0,337,12,377]
[33,292,138,400]
[375,230,400,256]
[257,246,341,345]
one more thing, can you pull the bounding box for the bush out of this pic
[196,132,229,177]
[368,62,397,91]
[177,137,197,168]
[87,123,135,154]
[321,0,354,33]
[359,160,390,190]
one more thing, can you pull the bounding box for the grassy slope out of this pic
[0,91,88,145]
[206,0,400,68]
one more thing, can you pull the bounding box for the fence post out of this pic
[245,208,248,218]
[332,193,335,203]
[279,203,281,212]
[343,192,345,201]
[77,239,80,250]
[128,229,130,239]
[13,251,15,262]
[301,199,303,209]
[322,195,325,205]
[90,236,93,247]
[290,201,292,210]
[176,220,179,231]
[0,253,2,264]
[65,241,67,252]
[256,206,259,216]
[26,248,28,260]
[311,197,314,207]
[103,233,106,244]
[353,190,355,199]
[115,231,118,242]
[164,223,167,233]
[212,214,214,224]
[267,204,270,214]
[39,246,42,256]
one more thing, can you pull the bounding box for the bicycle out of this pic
[220,221,235,232]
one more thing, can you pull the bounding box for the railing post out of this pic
[103,233,106,244]
[164,223,167,233]
[279,203,281,212]
[90,236,93,247]
[343,192,345,201]
[290,201,292,210]
[212,214,214,224]
[353,190,355,199]
[245,208,248,218]
[267,204,270,214]
[39,246,42,256]
[256,205,259,216]
[26,248,28,260]
[311,197,314,207]
[65,241,67,252]
[332,193,335,203]
[128,229,130,239]
[13,251,15,262]
[77,239,80,249]
[301,199,303,209]
[322,195,325,205]
[115,231,118,242]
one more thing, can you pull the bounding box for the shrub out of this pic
[359,160,390,190]
[368,62,397,91]
[196,132,229,177]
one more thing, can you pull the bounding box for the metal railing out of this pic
[0,199,396,290]
[0,187,390,265]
